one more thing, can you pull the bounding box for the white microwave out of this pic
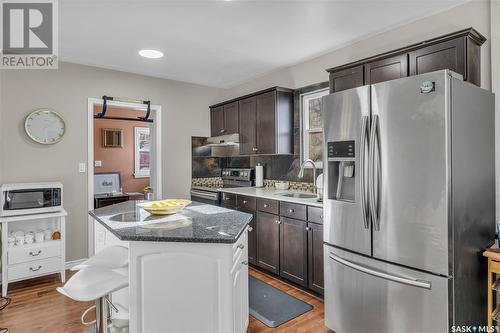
[0,182,63,217]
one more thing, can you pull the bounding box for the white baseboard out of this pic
[65,258,88,270]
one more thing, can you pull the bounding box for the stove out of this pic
[190,168,254,205]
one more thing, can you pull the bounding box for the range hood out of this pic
[206,133,239,146]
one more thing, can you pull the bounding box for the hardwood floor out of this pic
[0,268,331,332]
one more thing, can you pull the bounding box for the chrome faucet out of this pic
[298,159,317,197]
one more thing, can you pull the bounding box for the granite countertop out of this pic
[89,200,252,244]
[217,187,323,208]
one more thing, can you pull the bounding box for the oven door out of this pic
[190,189,220,206]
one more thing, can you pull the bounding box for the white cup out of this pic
[15,235,24,246]
[35,231,45,243]
[13,230,25,238]
[24,233,34,244]
[8,236,15,247]
[44,229,52,241]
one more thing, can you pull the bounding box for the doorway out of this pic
[86,98,162,256]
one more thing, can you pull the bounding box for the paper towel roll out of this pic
[255,163,264,187]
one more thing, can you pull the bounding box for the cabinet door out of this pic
[256,212,280,274]
[221,192,237,209]
[232,265,244,333]
[241,211,257,265]
[223,102,239,134]
[329,65,364,93]
[307,222,324,294]
[256,91,276,154]
[279,217,307,287]
[409,37,465,78]
[210,106,224,137]
[238,97,257,155]
[364,54,408,85]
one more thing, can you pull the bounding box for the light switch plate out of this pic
[95,160,102,167]
[79,163,86,173]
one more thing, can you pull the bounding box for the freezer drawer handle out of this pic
[329,253,431,290]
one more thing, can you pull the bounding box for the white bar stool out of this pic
[72,245,129,271]
[57,266,128,333]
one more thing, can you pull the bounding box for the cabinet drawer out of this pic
[8,257,61,281]
[221,192,237,208]
[257,198,279,214]
[280,202,306,220]
[8,241,62,265]
[237,195,256,212]
[307,206,324,224]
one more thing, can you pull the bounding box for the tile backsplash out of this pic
[192,137,322,184]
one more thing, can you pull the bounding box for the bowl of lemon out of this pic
[137,199,192,215]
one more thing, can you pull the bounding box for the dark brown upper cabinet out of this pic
[209,101,239,136]
[365,54,408,85]
[210,87,293,155]
[238,96,257,155]
[329,65,364,93]
[210,106,224,137]
[223,102,239,134]
[327,28,485,93]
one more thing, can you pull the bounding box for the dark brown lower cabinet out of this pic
[244,211,257,265]
[256,212,280,274]
[307,222,324,294]
[279,217,308,287]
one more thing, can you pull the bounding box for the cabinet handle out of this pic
[320,215,323,219]
[242,200,248,204]
[263,204,268,208]
[220,129,225,133]
[242,261,248,266]
[29,250,42,257]
[252,147,258,152]
[288,209,294,213]
[237,244,245,249]
[248,226,253,232]
[306,227,312,231]
[29,265,42,272]
[275,220,281,225]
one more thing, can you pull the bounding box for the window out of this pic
[134,127,151,178]
[301,88,329,168]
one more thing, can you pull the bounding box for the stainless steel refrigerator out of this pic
[322,70,495,333]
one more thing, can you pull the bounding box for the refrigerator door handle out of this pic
[368,114,380,230]
[359,115,370,229]
[329,253,432,290]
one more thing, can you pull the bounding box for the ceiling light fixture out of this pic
[138,49,164,59]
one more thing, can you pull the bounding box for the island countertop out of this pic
[89,200,252,244]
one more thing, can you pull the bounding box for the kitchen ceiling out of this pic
[60,0,470,88]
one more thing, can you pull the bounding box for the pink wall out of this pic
[94,106,151,193]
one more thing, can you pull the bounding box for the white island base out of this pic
[95,222,249,333]
[129,230,249,333]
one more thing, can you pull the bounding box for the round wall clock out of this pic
[24,109,66,145]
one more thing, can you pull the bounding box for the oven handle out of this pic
[190,190,218,201]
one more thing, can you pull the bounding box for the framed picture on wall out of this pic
[134,127,150,178]
[102,128,123,147]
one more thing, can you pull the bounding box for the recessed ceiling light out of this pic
[138,49,164,59]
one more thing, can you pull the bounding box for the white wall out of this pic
[491,0,500,220]
[0,62,221,261]
[219,0,491,100]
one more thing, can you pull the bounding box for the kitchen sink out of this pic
[276,192,317,199]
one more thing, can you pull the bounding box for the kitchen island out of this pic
[89,200,253,333]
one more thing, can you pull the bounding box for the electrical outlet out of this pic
[95,160,102,167]
[79,163,86,173]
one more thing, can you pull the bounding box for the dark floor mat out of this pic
[249,275,313,328]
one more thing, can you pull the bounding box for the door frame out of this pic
[87,97,162,256]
